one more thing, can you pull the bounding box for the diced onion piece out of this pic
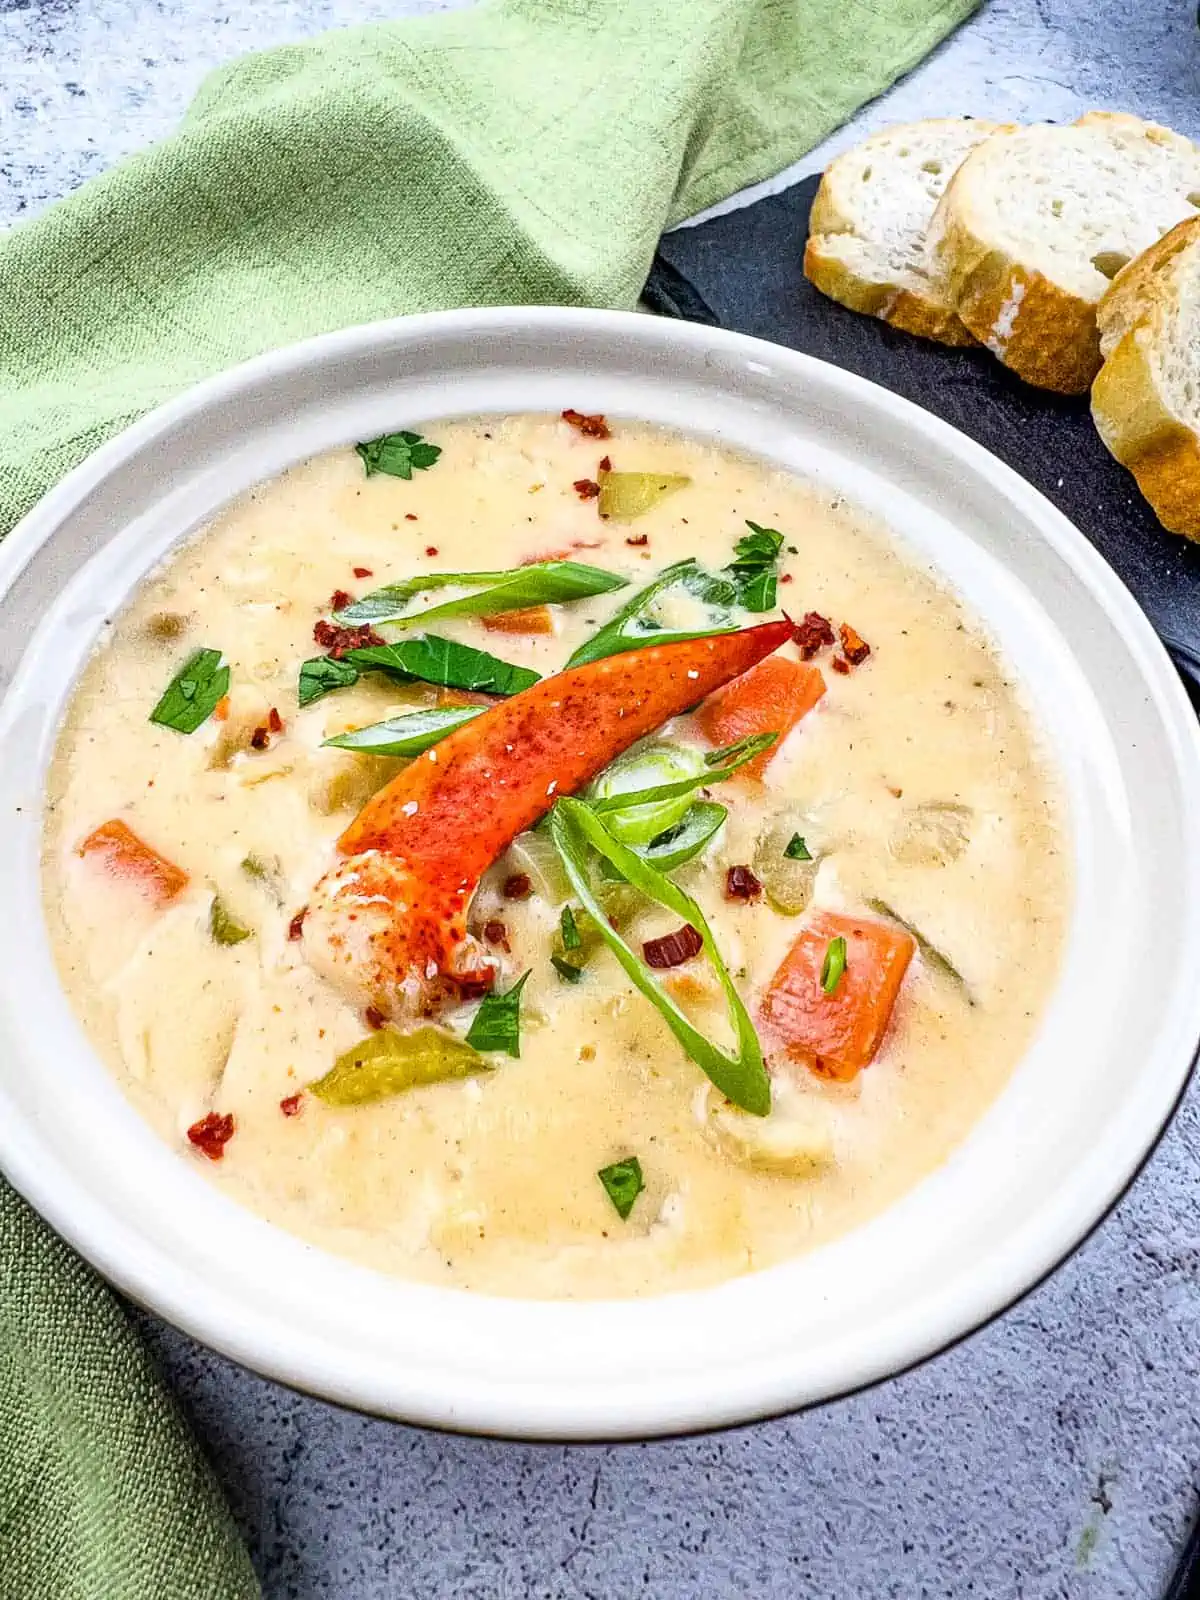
[753,816,819,915]
[890,802,973,866]
[699,1081,835,1176]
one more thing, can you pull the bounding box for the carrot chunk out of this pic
[78,819,189,906]
[760,909,914,1081]
[481,605,555,635]
[694,655,825,777]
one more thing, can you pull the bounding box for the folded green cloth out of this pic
[0,0,976,1592]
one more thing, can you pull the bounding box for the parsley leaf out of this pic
[149,647,229,734]
[298,655,360,707]
[551,954,584,984]
[784,833,812,861]
[465,971,531,1057]
[725,521,784,613]
[355,430,442,480]
[597,1156,645,1220]
[560,906,581,952]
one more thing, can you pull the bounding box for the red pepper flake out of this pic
[288,908,307,941]
[353,566,373,579]
[187,1111,235,1161]
[502,873,532,901]
[839,622,871,666]
[405,513,419,522]
[456,973,497,1001]
[279,1094,303,1117]
[725,865,763,902]
[249,725,270,751]
[642,923,703,969]
[598,455,612,473]
[364,1004,386,1030]
[625,533,649,548]
[792,611,835,660]
[574,478,601,500]
[780,573,794,584]
[831,655,851,675]
[267,706,283,734]
[313,619,385,659]
[483,918,510,951]
[329,589,354,613]
[426,546,439,557]
[561,408,611,439]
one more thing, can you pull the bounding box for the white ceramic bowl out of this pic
[2,308,1199,1441]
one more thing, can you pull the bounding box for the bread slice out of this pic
[1091,216,1200,539]
[927,113,1200,393]
[804,120,1001,346]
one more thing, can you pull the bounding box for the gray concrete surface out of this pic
[4,1,1200,1595]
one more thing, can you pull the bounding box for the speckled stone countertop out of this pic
[4,3,1200,1596]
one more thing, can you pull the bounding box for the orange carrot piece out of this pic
[481,605,555,635]
[78,819,189,906]
[694,655,825,777]
[760,909,914,1081]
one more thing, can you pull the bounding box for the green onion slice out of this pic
[464,972,530,1058]
[335,561,625,628]
[323,705,483,756]
[820,935,848,995]
[549,798,770,1115]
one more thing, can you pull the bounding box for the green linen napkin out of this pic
[0,0,976,1593]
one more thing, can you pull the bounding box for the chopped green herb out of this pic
[560,906,581,952]
[209,895,251,946]
[298,634,539,706]
[786,544,798,555]
[784,833,813,861]
[323,705,483,756]
[550,798,770,1115]
[820,934,847,995]
[725,521,784,612]
[551,955,584,984]
[597,1156,645,1220]
[336,561,625,628]
[149,648,229,734]
[311,1026,486,1105]
[240,854,283,904]
[355,430,442,480]
[298,655,360,707]
[565,560,738,668]
[465,971,531,1058]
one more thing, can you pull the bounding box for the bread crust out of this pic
[1091,218,1200,540]
[803,120,995,348]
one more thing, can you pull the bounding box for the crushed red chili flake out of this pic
[187,1111,235,1161]
[288,909,307,941]
[313,619,385,659]
[267,706,283,734]
[780,573,794,584]
[279,1094,303,1117]
[839,622,871,666]
[483,918,510,950]
[249,725,270,751]
[329,588,354,613]
[456,973,496,1001]
[353,566,373,579]
[426,545,439,557]
[725,865,763,902]
[642,923,703,969]
[502,872,532,901]
[831,655,851,675]
[561,408,611,439]
[792,611,835,660]
[598,454,612,473]
[574,478,601,500]
[625,533,649,548]
[405,513,419,521]
[364,1004,386,1030]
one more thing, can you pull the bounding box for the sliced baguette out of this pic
[804,119,1001,346]
[1091,215,1200,539]
[927,113,1200,393]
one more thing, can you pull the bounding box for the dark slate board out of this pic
[646,176,1200,705]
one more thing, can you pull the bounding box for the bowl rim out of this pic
[4,304,1200,1440]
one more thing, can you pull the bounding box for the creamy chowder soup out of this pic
[43,412,1069,1299]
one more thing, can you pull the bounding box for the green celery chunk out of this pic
[310,1026,488,1106]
